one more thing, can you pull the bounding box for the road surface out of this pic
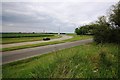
[2,35,72,48]
[2,39,93,64]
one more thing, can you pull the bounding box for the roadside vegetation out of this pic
[2,1,119,79]
[75,2,120,44]
[2,33,60,44]
[73,2,119,78]
[2,35,92,52]
[2,43,119,78]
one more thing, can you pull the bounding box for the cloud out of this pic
[2,1,118,33]
[2,0,119,2]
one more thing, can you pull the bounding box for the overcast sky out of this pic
[1,0,118,33]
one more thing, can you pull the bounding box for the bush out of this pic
[93,26,120,44]
[93,2,120,44]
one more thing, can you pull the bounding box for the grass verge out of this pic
[2,43,119,78]
[2,35,92,52]
[2,34,60,44]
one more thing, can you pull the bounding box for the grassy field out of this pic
[2,33,59,44]
[2,43,119,78]
[2,35,92,52]
[1,33,55,38]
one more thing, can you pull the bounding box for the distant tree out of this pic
[75,28,80,35]
[80,26,89,35]
[75,25,92,35]
[87,23,100,34]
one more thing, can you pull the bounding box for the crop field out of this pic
[1,33,55,38]
[2,43,119,78]
[1,33,60,44]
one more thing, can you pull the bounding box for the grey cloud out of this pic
[2,2,117,33]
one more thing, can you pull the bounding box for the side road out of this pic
[2,39,93,64]
[2,35,72,48]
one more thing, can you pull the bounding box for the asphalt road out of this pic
[2,39,93,64]
[2,35,72,48]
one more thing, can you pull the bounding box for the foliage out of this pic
[75,25,93,35]
[94,2,120,44]
[109,1,120,28]
[2,43,119,78]
[93,16,111,43]
[75,28,80,35]
[75,1,120,44]
[93,6,120,44]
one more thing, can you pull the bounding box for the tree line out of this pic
[75,1,120,44]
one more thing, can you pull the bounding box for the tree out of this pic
[75,1,120,43]
[75,28,80,35]
[75,26,87,35]
[109,2,120,43]
[93,2,120,44]
[109,1,120,28]
[93,16,111,43]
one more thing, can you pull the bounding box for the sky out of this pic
[1,0,118,33]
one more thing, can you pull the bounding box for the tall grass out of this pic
[2,43,119,78]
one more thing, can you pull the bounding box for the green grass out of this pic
[1,33,55,38]
[2,43,119,78]
[2,34,60,44]
[64,34,92,42]
[2,35,92,52]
